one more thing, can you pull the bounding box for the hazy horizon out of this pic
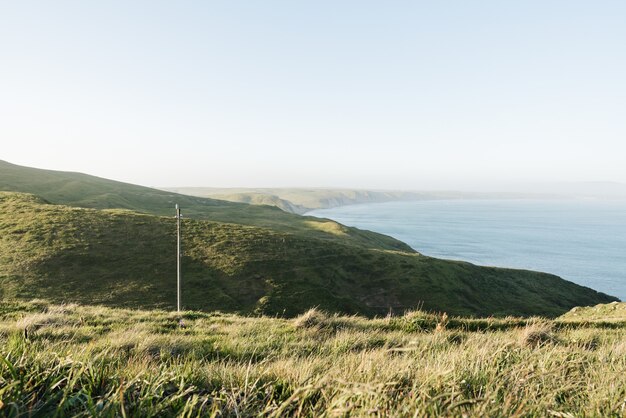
[5,159,626,198]
[2,1,625,189]
[162,180,626,195]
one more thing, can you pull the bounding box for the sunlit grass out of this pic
[1,301,625,416]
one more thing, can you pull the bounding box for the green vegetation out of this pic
[1,301,625,416]
[0,191,616,317]
[0,161,621,414]
[0,160,410,251]
[0,160,618,317]
[559,301,626,324]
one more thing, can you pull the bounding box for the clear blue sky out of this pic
[1,1,625,189]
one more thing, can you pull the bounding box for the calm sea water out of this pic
[307,200,626,301]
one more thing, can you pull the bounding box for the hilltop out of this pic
[0,160,618,317]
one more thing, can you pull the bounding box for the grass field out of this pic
[1,300,625,416]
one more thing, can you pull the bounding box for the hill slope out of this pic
[0,191,616,317]
[559,302,626,323]
[193,191,309,214]
[0,160,411,252]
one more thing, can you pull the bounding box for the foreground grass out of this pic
[1,301,625,417]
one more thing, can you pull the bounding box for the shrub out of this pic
[519,321,558,347]
[293,308,329,329]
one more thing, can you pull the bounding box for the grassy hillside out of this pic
[0,192,616,317]
[559,301,626,324]
[0,160,411,252]
[204,192,309,214]
[1,301,625,416]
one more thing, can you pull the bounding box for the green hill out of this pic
[0,160,410,252]
[0,189,616,317]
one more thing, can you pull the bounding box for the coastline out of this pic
[305,199,626,302]
[160,187,566,215]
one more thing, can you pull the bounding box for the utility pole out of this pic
[176,204,182,312]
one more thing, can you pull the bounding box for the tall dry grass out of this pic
[1,301,625,417]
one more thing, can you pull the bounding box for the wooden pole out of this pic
[176,204,181,312]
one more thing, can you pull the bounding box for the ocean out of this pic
[307,199,626,301]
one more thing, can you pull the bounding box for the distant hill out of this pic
[162,187,550,214]
[204,192,309,215]
[0,160,617,317]
[163,182,626,215]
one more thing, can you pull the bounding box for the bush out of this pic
[519,321,558,347]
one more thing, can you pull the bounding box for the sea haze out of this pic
[308,199,626,301]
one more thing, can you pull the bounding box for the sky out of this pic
[1,1,625,190]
